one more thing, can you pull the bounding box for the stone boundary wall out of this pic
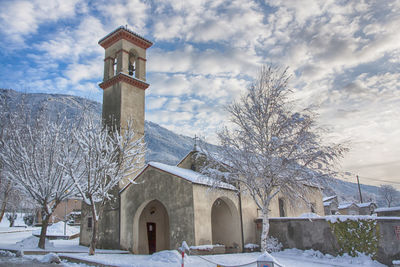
[264,216,400,266]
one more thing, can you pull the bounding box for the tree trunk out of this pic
[89,206,98,255]
[0,181,11,222]
[260,208,270,252]
[38,214,50,249]
[8,213,16,227]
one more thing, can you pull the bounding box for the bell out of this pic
[128,63,135,76]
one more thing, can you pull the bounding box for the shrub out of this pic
[328,218,379,258]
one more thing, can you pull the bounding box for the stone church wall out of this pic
[120,166,195,253]
[192,184,244,251]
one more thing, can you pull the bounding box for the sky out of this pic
[0,0,399,189]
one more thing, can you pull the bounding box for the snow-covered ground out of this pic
[32,221,80,238]
[0,225,388,267]
[54,249,386,267]
[0,213,38,234]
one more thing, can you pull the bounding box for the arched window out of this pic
[279,198,285,217]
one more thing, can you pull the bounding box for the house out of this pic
[36,198,82,225]
[79,26,326,254]
[338,202,359,215]
[375,206,400,217]
[357,202,377,215]
[323,195,338,215]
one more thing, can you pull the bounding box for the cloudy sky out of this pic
[0,0,399,189]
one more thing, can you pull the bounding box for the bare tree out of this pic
[379,184,400,207]
[0,180,12,222]
[0,91,12,222]
[0,105,76,249]
[60,115,145,255]
[201,66,347,251]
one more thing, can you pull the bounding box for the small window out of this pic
[279,198,285,217]
[311,203,316,213]
[87,217,92,228]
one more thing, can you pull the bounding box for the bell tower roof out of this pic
[98,26,153,50]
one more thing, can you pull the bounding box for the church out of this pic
[79,26,324,254]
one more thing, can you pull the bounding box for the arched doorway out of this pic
[135,200,170,254]
[211,197,241,252]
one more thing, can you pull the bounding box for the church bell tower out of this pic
[99,26,153,148]
[93,27,152,249]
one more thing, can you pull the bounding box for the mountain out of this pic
[0,89,194,165]
[0,89,395,207]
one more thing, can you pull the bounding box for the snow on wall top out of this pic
[323,195,337,202]
[148,162,236,191]
[375,206,400,212]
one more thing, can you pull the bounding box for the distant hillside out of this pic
[1,89,396,207]
[0,89,194,165]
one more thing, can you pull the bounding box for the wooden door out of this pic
[147,222,156,254]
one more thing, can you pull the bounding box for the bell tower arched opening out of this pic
[128,50,138,78]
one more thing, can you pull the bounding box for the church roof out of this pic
[148,162,236,191]
[323,195,337,202]
[338,202,358,209]
[98,26,153,49]
[356,202,376,208]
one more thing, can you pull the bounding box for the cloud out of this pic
[33,16,106,62]
[95,0,149,33]
[147,96,168,110]
[1,0,400,187]
[64,59,103,84]
[0,0,82,45]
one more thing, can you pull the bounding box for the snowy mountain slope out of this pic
[0,89,389,206]
[0,89,194,165]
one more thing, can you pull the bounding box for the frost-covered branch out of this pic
[60,113,146,255]
[0,99,77,249]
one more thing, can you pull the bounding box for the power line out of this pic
[356,176,400,185]
[342,170,400,186]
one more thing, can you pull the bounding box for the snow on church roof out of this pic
[323,195,337,202]
[148,162,236,191]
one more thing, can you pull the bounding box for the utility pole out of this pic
[356,175,363,203]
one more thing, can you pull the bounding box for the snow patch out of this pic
[190,244,224,251]
[299,213,321,218]
[39,253,61,264]
[32,222,79,237]
[277,248,386,266]
[149,250,189,263]
[0,250,15,257]
[325,215,376,223]
[148,162,236,190]
[244,243,259,249]
[16,235,54,249]
[258,251,281,265]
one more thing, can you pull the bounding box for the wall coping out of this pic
[254,216,400,223]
